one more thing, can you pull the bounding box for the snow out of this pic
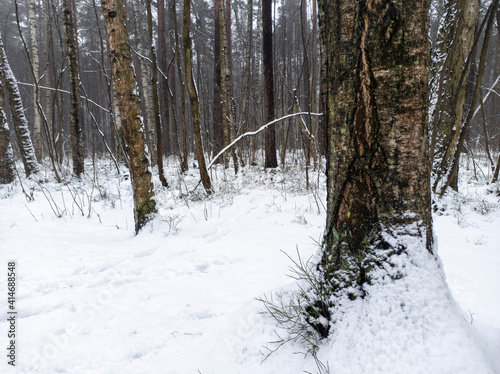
[0,158,499,373]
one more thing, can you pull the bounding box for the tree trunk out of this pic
[157,0,171,157]
[131,0,156,166]
[62,0,84,177]
[0,32,40,178]
[241,0,254,164]
[220,0,239,173]
[101,0,157,233]
[0,81,15,184]
[28,0,42,161]
[183,0,212,193]
[145,0,168,187]
[439,0,499,197]
[316,0,432,337]
[212,0,224,163]
[430,0,479,192]
[262,0,278,168]
[173,0,189,173]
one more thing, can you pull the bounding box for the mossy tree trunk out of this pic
[62,0,85,178]
[317,0,433,336]
[101,0,157,233]
[183,0,212,193]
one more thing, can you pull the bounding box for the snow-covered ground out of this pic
[0,158,498,373]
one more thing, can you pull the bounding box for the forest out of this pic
[0,0,499,373]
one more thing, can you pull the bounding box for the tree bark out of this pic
[62,0,85,177]
[212,0,224,163]
[157,0,171,157]
[220,0,239,173]
[101,0,157,233]
[316,0,432,337]
[145,0,168,187]
[0,32,40,178]
[430,0,479,192]
[262,0,278,168]
[173,0,189,173]
[183,0,212,193]
[0,81,15,184]
[28,0,42,161]
[131,0,156,167]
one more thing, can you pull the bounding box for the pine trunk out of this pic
[101,0,157,233]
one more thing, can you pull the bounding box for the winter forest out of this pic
[0,0,499,372]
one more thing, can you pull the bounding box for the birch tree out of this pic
[101,0,157,233]
[0,32,40,178]
[312,0,433,336]
[28,0,42,161]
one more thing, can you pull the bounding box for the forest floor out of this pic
[0,156,499,373]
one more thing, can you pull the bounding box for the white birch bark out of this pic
[29,0,42,161]
[0,32,40,177]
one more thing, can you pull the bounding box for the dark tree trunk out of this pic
[183,0,212,193]
[173,0,189,173]
[316,0,433,336]
[62,0,85,177]
[0,81,15,184]
[262,0,278,168]
[212,0,224,163]
[101,0,157,233]
[158,0,171,157]
[145,0,168,187]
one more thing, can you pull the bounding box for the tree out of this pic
[101,0,157,233]
[183,0,212,193]
[0,32,40,178]
[220,0,239,172]
[145,0,168,187]
[173,0,189,173]
[430,0,479,192]
[62,0,85,177]
[314,0,432,336]
[262,0,278,168]
[28,0,42,161]
[212,0,224,163]
[0,80,15,184]
[131,0,156,166]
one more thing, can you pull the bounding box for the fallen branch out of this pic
[207,111,322,171]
